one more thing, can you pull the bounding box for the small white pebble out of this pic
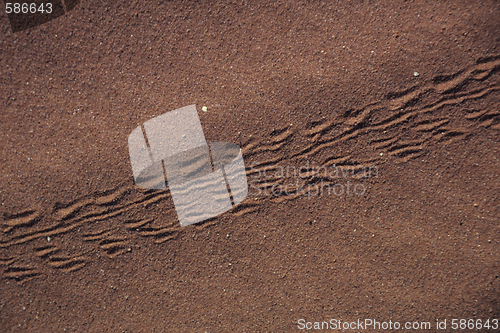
[413,71,419,77]
[47,237,51,242]
[202,106,208,112]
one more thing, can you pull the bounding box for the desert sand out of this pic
[1,0,499,331]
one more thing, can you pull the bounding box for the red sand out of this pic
[1,0,499,331]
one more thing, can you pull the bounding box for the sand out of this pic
[1,0,499,331]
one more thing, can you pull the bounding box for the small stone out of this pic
[47,237,51,242]
[413,71,419,77]
[202,106,208,112]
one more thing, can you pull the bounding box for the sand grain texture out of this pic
[0,0,499,331]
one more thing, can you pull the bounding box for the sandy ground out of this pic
[1,0,499,331]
